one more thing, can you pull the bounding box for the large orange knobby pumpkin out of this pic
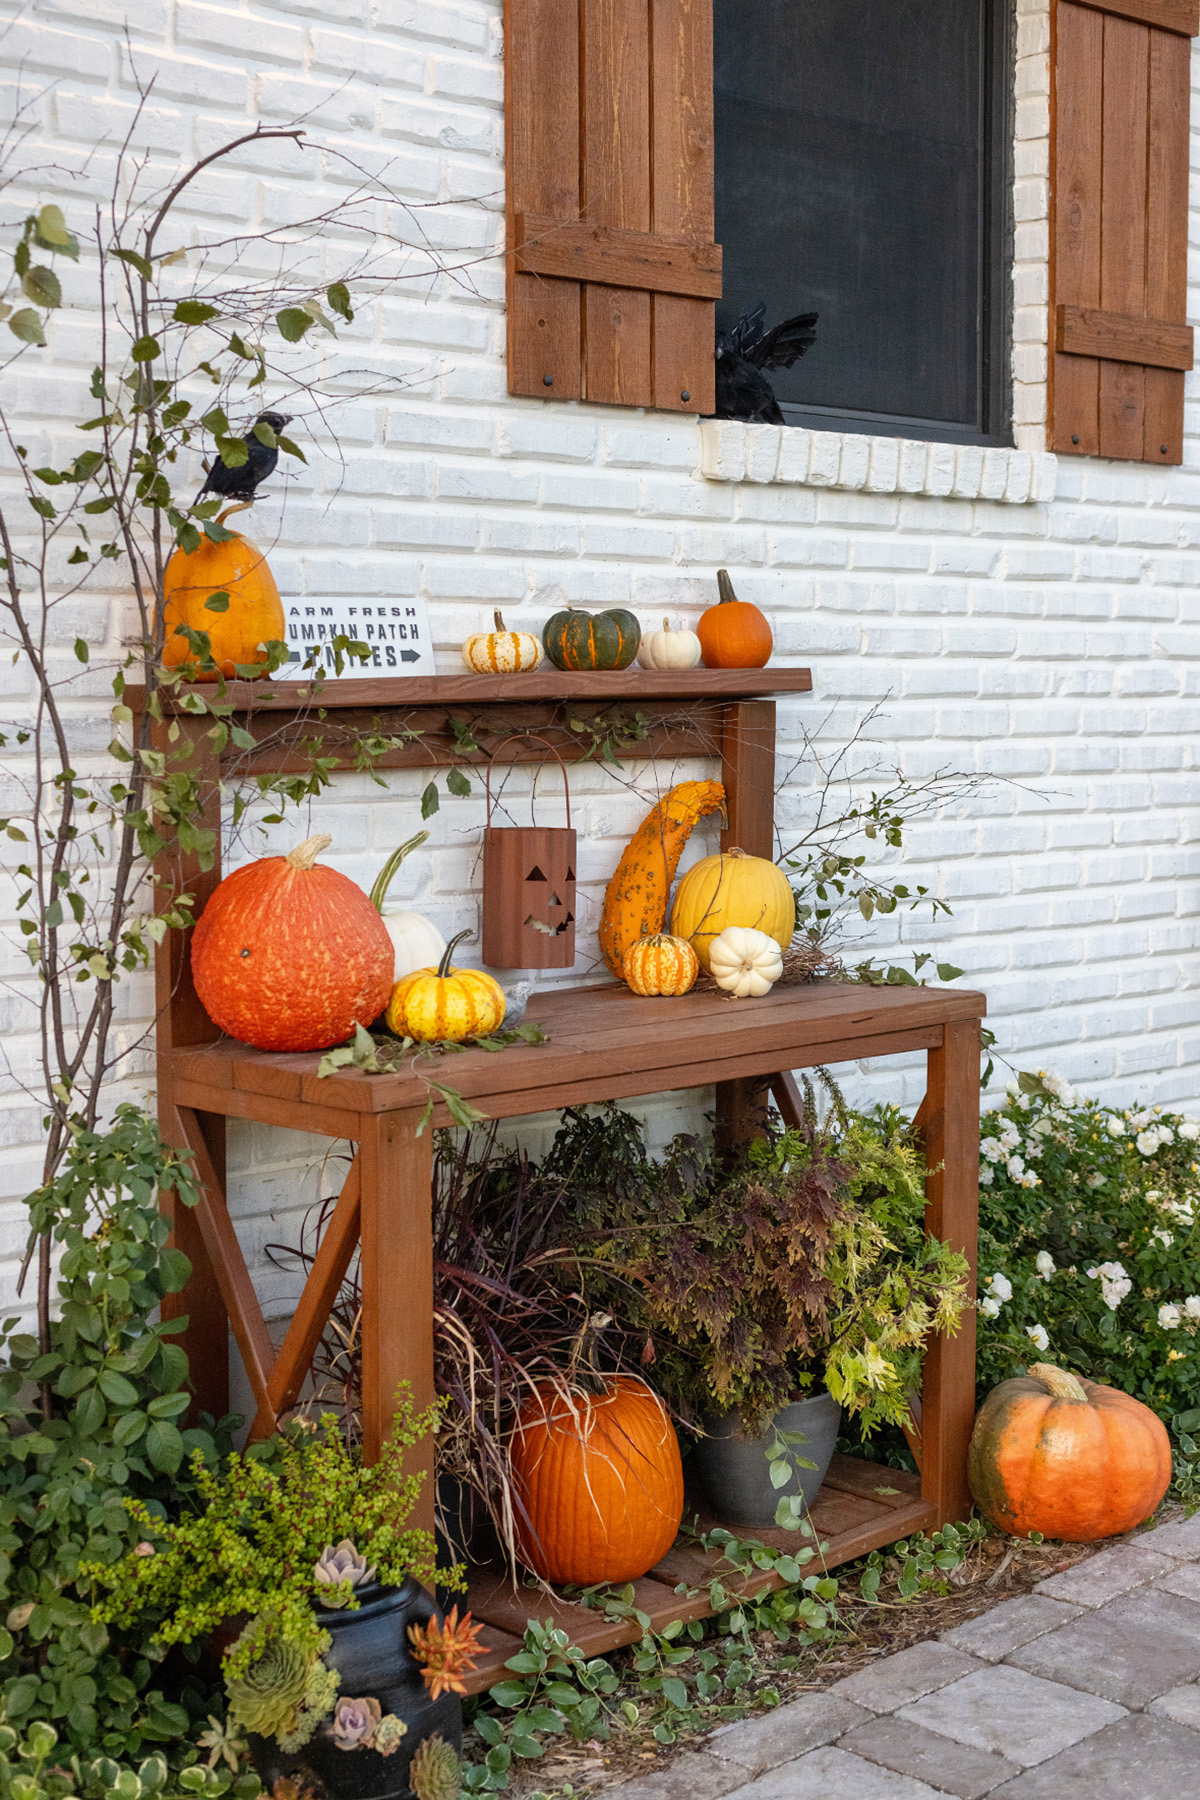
[191,834,394,1052]
[511,1377,684,1585]
[968,1363,1171,1542]
[162,529,285,680]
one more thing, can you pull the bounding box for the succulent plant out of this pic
[407,1605,486,1701]
[330,1695,382,1751]
[276,1658,342,1754]
[373,1714,408,1759]
[226,1638,310,1741]
[313,1538,376,1606]
[408,1734,462,1800]
[197,1713,248,1773]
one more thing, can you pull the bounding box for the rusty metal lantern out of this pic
[482,736,576,969]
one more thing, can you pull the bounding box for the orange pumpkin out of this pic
[162,529,285,680]
[511,1377,684,1585]
[697,569,773,669]
[621,932,698,997]
[968,1363,1171,1542]
[191,833,394,1052]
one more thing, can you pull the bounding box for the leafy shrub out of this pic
[976,1070,1200,1430]
[0,1108,236,1758]
[0,1721,258,1800]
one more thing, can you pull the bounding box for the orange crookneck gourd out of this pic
[598,780,726,975]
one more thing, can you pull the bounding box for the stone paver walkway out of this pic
[608,1512,1200,1800]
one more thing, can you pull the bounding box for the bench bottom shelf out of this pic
[460,1453,933,1693]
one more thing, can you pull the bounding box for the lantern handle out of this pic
[483,734,572,830]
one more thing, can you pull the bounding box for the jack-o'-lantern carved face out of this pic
[483,827,576,968]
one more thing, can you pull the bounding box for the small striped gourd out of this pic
[462,610,540,674]
[385,930,506,1042]
[621,931,698,997]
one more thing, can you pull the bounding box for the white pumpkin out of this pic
[708,925,783,999]
[369,831,449,981]
[638,616,703,671]
[462,610,540,674]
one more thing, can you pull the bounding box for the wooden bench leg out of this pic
[918,1020,981,1526]
[359,1109,436,1538]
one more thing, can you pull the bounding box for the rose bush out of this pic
[976,1071,1200,1441]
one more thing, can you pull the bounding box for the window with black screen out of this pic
[714,0,1012,444]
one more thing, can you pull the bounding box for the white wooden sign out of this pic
[277,596,436,679]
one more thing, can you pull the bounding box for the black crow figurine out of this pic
[195,410,294,505]
[714,304,819,425]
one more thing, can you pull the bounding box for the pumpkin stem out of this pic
[436,929,473,980]
[662,617,670,633]
[369,831,431,912]
[1029,1362,1089,1401]
[725,846,750,860]
[217,502,253,525]
[716,568,738,606]
[286,833,333,871]
[494,610,505,631]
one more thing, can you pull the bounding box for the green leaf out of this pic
[22,266,61,308]
[251,420,277,449]
[768,1458,791,1489]
[8,309,46,345]
[936,962,965,982]
[113,1409,147,1446]
[277,433,306,463]
[510,1736,544,1760]
[661,1677,689,1709]
[97,1369,139,1406]
[74,637,89,663]
[204,591,231,613]
[214,434,248,469]
[36,204,72,248]
[173,299,219,325]
[488,1681,529,1709]
[130,335,161,363]
[276,307,313,342]
[421,782,440,819]
[446,766,471,797]
[111,247,154,281]
[146,1418,185,1474]
[327,281,353,322]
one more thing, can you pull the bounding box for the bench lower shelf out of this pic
[460,1453,934,1693]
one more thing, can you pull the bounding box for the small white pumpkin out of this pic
[708,925,783,999]
[462,610,540,674]
[369,831,449,982]
[638,616,703,671]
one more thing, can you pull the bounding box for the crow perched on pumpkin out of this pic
[714,304,819,425]
[195,410,293,504]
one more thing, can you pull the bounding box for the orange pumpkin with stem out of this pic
[511,1375,684,1585]
[968,1363,1171,1541]
[191,833,394,1052]
[696,569,773,669]
[162,510,285,681]
[621,931,698,997]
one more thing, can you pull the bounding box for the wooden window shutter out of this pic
[505,0,720,412]
[1051,0,1197,462]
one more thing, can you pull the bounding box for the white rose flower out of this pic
[1086,1261,1132,1310]
[1025,1324,1050,1352]
[1185,1296,1200,1323]
[1035,1251,1056,1281]
[1152,1228,1175,1250]
[1179,1121,1199,1142]
[986,1272,1013,1303]
[1137,1130,1161,1157]
[1159,1303,1182,1330]
[1132,1109,1156,1129]
[979,1163,994,1186]
[980,1137,1004,1165]
[1018,1171,1041,1189]
[979,1296,1002,1319]
[1006,1155,1026,1179]
[999,1122,1021,1151]
[1106,1116,1126,1137]
[1145,1189,1162,1204]
[1158,1125,1175,1144]
[1030,1116,1054,1139]
[1086,1172,1107,1190]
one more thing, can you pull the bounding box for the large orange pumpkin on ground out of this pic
[162,529,285,680]
[968,1363,1171,1542]
[511,1377,684,1585]
[191,833,394,1052]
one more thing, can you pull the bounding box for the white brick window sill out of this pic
[698,419,1058,506]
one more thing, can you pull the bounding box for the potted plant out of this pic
[87,1398,484,1800]
[574,1088,971,1528]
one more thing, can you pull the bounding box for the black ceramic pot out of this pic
[248,1579,461,1800]
[690,1390,843,1527]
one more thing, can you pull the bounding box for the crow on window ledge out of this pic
[713,303,818,425]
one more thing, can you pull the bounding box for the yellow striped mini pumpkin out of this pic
[385,931,506,1042]
[461,610,540,674]
[621,931,698,997]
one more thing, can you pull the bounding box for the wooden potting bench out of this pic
[144,668,983,1691]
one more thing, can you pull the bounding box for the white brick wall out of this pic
[1,0,1198,1339]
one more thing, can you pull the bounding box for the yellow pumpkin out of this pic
[462,610,540,674]
[162,528,285,681]
[385,930,506,1042]
[621,932,698,997]
[669,847,795,973]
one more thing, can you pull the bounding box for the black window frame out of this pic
[714,0,1015,448]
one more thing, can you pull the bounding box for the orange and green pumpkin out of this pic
[162,529,285,680]
[542,607,641,671]
[511,1376,684,1585]
[968,1363,1171,1542]
[191,834,394,1052]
